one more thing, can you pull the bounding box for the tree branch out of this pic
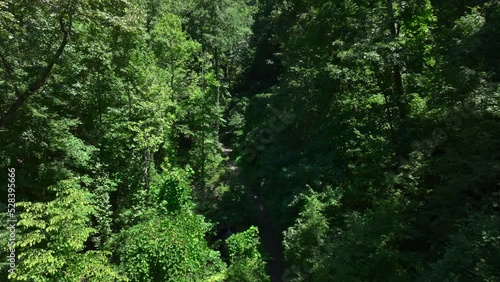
[0,13,72,127]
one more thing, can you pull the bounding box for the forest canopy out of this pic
[1,0,499,281]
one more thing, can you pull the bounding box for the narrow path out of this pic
[222,146,286,281]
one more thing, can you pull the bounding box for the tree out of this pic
[226,226,269,282]
[8,178,125,281]
[116,211,226,282]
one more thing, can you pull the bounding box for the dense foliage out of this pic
[237,0,500,281]
[1,0,499,281]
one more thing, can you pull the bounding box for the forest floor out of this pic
[222,146,286,282]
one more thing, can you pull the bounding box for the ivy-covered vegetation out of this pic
[1,0,499,281]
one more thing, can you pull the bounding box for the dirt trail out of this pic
[222,146,286,281]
